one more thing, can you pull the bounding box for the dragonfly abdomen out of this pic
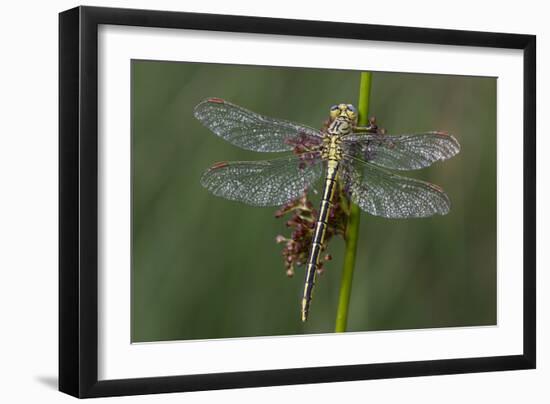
[301,159,340,322]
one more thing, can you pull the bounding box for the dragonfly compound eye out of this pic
[329,104,341,120]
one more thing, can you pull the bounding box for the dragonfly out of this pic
[194,98,460,322]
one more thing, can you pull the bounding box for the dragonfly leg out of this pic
[352,125,376,133]
[353,117,380,133]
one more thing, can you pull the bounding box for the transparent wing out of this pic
[341,132,460,170]
[340,155,451,218]
[201,153,323,207]
[194,98,324,152]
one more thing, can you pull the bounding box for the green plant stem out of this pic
[335,72,372,332]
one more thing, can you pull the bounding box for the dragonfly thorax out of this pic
[321,134,343,161]
[327,116,353,137]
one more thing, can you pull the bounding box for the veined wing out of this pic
[194,98,323,152]
[340,155,451,218]
[201,153,323,207]
[341,132,460,171]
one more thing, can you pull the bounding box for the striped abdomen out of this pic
[301,158,339,322]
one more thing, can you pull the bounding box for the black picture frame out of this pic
[59,5,536,398]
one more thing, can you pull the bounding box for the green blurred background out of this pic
[131,60,496,342]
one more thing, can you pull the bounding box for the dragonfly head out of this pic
[329,103,358,123]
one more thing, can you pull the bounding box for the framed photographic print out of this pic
[59,5,536,398]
